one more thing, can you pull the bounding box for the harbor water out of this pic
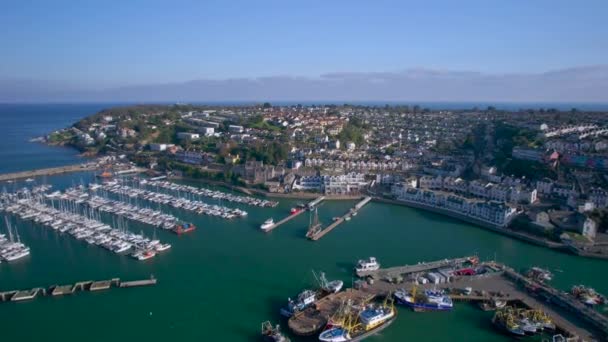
[0,104,606,341]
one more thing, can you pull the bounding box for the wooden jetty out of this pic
[308,196,371,241]
[263,196,325,232]
[0,276,156,304]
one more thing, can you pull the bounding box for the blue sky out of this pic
[1,0,607,87]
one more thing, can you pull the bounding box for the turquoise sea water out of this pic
[0,104,606,341]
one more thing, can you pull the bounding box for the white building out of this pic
[177,132,200,140]
[149,143,168,152]
[228,125,244,133]
[198,127,215,136]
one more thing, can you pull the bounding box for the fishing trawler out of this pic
[526,267,553,282]
[492,309,526,337]
[306,208,322,239]
[260,218,275,231]
[280,289,317,317]
[261,321,291,342]
[313,270,343,294]
[318,296,396,342]
[394,287,453,311]
[571,285,607,306]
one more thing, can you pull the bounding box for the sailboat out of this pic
[306,207,322,239]
[1,217,30,262]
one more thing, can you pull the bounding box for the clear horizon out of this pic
[1,1,607,102]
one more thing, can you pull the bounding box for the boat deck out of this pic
[288,289,375,336]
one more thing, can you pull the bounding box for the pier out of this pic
[354,258,606,341]
[263,196,325,232]
[308,196,371,241]
[0,276,156,303]
[356,255,477,278]
[0,163,97,182]
[284,256,607,340]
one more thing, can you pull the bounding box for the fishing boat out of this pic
[260,218,274,231]
[261,321,290,342]
[492,309,526,337]
[313,270,343,294]
[173,223,196,235]
[526,267,553,282]
[318,296,396,342]
[394,287,453,311]
[571,285,607,306]
[354,257,380,273]
[280,289,317,317]
[290,207,303,215]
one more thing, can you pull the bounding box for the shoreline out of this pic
[373,197,608,260]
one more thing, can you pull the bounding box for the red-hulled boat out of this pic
[173,223,196,235]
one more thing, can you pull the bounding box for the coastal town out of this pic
[37,104,608,259]
[1,103,608,341]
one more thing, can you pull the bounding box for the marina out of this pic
[99,181,249,219]
[141,179,279,207]
[0,190,170,261]
[307,197,371,241]
[48,186,186,232]
[0,276,156,303]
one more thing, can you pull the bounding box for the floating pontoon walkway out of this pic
[308,197,371,241]
[263,197,325,232]
[0,276,156,303]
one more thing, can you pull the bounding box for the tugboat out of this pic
[261,321,290,342]
[260,218,275,231]
[354,257,380,273]
[280,289,317,317]
[394,287,453,311]
[318,296,396,342]
[173,223,196,235]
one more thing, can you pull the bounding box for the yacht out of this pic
[260,218,275,231]
[355,257,380,272]
[155,243,172,252]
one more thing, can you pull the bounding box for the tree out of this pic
[262,102,272,109]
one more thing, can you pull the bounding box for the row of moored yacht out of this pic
[46,187,180,230]
[100,182,248,219]
[142,179,278,207]
[0,197,170,261]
